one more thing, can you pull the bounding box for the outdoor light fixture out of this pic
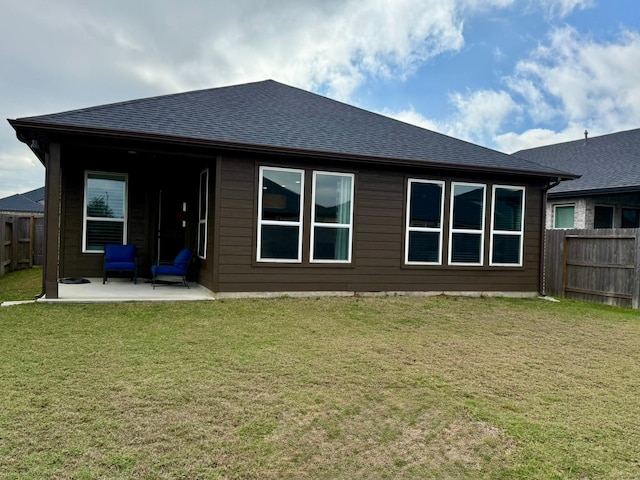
[30,139,40,149]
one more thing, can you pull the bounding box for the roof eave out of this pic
[548,185,640,198]
[9,119,578,180]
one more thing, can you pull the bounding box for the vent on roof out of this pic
[584,130,588,144]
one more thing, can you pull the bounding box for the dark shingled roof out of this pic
[10,79,573,179]
[0,187,45,214]
[514,128,640,196]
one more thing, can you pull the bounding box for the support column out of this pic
[43,143,61,299]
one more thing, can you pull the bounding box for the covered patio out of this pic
[37,277,215,304]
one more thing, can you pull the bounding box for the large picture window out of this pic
[83,172,127,252]
[490,185,525,266]
[449,182,486,265]
[311,171,354,262]
[257,167,304,262]
[197,169,209,259]
[405,179,444,264]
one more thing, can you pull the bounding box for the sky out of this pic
[1,0,639,199]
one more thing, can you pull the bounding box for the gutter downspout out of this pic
[539,177,562,297]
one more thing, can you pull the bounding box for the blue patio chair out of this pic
[151,248,193,288]
[103,244,137,284]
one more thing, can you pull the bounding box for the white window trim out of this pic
[553,204,575,229]
[405,179,445,265]
[197,168,209,260]
[82,171,128,253]
[448,182,486,266]
[489,185,526,267]
[310,171,354,263]
[257,166,304,263]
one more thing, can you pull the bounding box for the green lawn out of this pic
[1,267,640,479]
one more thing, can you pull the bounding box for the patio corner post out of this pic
[43,143,62,299]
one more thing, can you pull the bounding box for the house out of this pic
[514,129,640,229]
[8,79,576,300]
[0,186,45,215]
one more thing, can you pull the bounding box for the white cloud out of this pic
[386,89,519,147]
[409,25,640,153]
[446,89,520,143]
[383,107,441,132]
[503,27,640,147]
[120,0,475,100]
[495,126,587,153]
[18,0,521,102]
[539,0,594,18]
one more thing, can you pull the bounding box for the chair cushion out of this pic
[105,244,136,263]
[173,248,192,266]
[106,261,136,270]
[152,265,185,276]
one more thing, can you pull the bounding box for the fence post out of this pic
[561,233,568,299]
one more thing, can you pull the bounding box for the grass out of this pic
[1,268,640,479]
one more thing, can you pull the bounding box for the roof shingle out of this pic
[514,128,640,195]
[11,80,573,178]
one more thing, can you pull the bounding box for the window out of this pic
[490,186,525,266]
[311,172,354,262]
[405,179,445,264]
[83,172,127,252]
[197,169,209,259]
[449,182,486,265]
[257,167,304,262]
[594,205,614,228]
[622,208,640,228]
[554,205,575,229]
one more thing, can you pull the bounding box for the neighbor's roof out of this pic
[9,79,574,179]
[514,128,640,197]
[0,187,45,214]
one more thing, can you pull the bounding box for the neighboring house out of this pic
[0,186,45,215]
[8,79,576,300]
[514,129,640,229]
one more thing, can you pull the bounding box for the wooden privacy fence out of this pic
[545,228,640,309]
[0,214,44,277]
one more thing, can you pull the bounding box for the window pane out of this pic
[492,234,520,264]
[494,188,523,231]
[451,233,481,263]
[410,182,442,228]
[313,227,349,261]
[260,225,299,260]
[199,170,207,221]
[622,208,640,228]
[198,223,206,257]
[554,206,575,228]
[86,220,124,251]
[87,174,125,219]
[408,231,439,262]
[594,206,613,228]
[314,174,352,224]
[452,184,483,229]
[261,170,302,222]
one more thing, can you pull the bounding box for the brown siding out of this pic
[214,155,546,294]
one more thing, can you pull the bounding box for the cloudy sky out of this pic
[1,0,639,198]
